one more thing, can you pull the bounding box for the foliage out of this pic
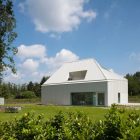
[125,72,140,96]
[0,105,140,140]
[27,76,49,97]
[0,0,17,80]
[0,112,44,139]
[18,91,36,99]
[26,81,41,97]
[0,82,11,98]
[101,104,123,140]
[0,82,26,98]
[5,98,40,104]
[0,104,107,122]
[0,75,49,98]
[40,76,50,85]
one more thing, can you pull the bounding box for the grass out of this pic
[1,104,140,122]
[129,96,140,103]
[1,97,140,122]
[5,98,41,104]
[0,104,108,122]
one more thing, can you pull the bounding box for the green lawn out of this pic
[1,104,140,122]
[1,97,140,122]
[0,104,108,122]
[129,96,140,103]
[5,98,41,104]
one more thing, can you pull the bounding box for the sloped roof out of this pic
[43,59,127,85]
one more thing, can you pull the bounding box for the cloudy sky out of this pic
[4,0,140,83]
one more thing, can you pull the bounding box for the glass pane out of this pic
[71,92,93,105]
[68,70,87,80]
[93,93,96,106]
[98,93,105,105]
[118,93,120,103]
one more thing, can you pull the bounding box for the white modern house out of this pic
[41,59,128,106]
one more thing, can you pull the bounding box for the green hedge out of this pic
[0,104,140,140]
[15,91,36,99]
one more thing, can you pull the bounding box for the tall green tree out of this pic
[0,0,17,81]
[27,81,34,91]
[125,72,140,96]
[0,83,10,98]
[40,76,50,85]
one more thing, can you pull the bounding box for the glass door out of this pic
[98,93,105,105]
[93,93,97,106]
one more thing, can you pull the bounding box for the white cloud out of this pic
[21,59,39,72]
[21,0,96,33]
[4,44,79,83]
[4,70,43,84]
[17,44,46,59]
[4,71,24,84]
[45,49,79,71]
[55,49,79,62]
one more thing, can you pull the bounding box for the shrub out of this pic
[64,112,94,140]
[21,91,36,99]
[15,91,36,99]
[0,105,140,140]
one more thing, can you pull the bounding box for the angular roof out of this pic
[43,59,127,85]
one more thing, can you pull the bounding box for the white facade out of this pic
[42,59,128,106]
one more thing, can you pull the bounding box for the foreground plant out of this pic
[0,105,140,140]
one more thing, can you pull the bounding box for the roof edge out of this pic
[42,79,127,86]
[63,58,95,64]
[92,59,108,80]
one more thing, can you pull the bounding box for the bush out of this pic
[22,91,36,99]
[15,91,36,99]
[0,105,140,139]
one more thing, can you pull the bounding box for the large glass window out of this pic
[71,92,105,106]
[71,92,93,105]
[68,70,87,81]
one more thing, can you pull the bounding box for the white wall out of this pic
[107,80,128,106]
[42,82,108,106]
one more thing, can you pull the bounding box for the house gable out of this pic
[43,59,126,85]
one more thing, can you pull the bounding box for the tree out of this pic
[26,77,50,97]
[0,83,10,98]
[27,81,34,91]
[21,91,36,99]
[27,81,41,97]
[0,0,17,80]
[125,72,140,96]
[33,82,40,97]
[40,76,50,85]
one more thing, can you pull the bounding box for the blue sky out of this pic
[4,0,140,83]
